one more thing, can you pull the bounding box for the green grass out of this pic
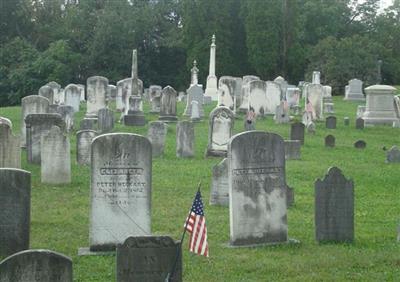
[1,94,400,281]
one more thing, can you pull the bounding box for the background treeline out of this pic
[0,0,399,106]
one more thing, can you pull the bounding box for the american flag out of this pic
[184,190,209,257]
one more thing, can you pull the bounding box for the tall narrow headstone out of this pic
[0,124,21,168]
[76,130,97,165]
[98,108,114,133]
[315,167,354,242]
[290,122,305,145]
[210,158,229,206]
[0,168,30,257]
[206,107,235,157]
[159,86,178,122]
[229,131,288,246]
[57,105,75,132]
[306,84,324,120]
[64,84,81,112]
[312,71,321,84]
[176,121,195,158]
[86,76,108,117]
[204,34,218,101]
[147,121,168,157]
[149,85,162,113]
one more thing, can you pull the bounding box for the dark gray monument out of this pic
[354,140,366,149]
[386,146,400,163]
[123,96,146,126]
[325,116,337,129]
[290,122,305,145]
[98,108,114,133]
[176,121,195,158]
[116,236,182,282]
[315,167,354,243]
[284,140,301,160]
[159,86,178,122]
[325,135,335,148]
[356,117,364,129]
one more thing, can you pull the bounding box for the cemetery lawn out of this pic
[1,94,400,281]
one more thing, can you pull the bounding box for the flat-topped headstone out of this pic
[354,140,366,149]
[325,135,335,148]
[0,168,30,257]
[41,126,71,184]
[344,117,350,126]
[386,146,400,163]
[356,117,364,129]
[290,122,305,145]
[325,116,337,129]
[80,118,98,130]
[64,84,81,112]
[57,105,74,132]
[0,249,72,282]
[206,107,235,157]
[25,113,65,164]
[76,130,97,165]
[159,86,178,122]
[88,133,152,252]
[0,124,21,168]
[149,85,162,113]
[183,84,204,117]
[116,236,182,282]
[229,131,288,246]
[284,140,301,160]
[315,167,354,242]
[38,85,55,104]
[344,78,364,101]
[20,95,50,147]
[147,121,168,157]
[176,121,195,158]
[86,76,108,117]
[210,158,229,206]
[98,108,114,133]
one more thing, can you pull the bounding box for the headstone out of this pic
[315,167,354,242]
[325,135,335,148]
[0,249,73,282]
[0,124,21,168]
[356,117,364,129]
[41,126,71,184]
[284,140,301,160]
[386,146,400,163]
[344,117,350,126]
[344,79,365,101]
[217,76,237,110]
[64,84,81,112]
[0,116,12,128]
[159,86,178,122]
[147,121,168,157]
[286,88,301,108]
[290,122,305,145]
[149,85,162,113]
[204,35,218,101]
[312,71,321,84]
[265,81,282,115]
[363,85,399,126]
[209,158,229,206]
[183,84,204,117]
[46,81,62,104]
[248,80,267,116]
[274,101,290,124]
[88,133,152,252]
[176,121,195,158]
[190,101,201,122]
[25,113,65,164]
[107,84,117,101]
[57,105,74,132]
[38,85,55,104]
[325,116,337,129]
[306,84,324,120]
[86,76,108,117]
[0,168,30,257]
[123,96,146,126]
[20,95,50,147]
[239,75,260,112]
[206,107,235,157]
[80,117,98,130]
[229,131,288,246]
[76,130,97,165]
[98,108,114,133]
[354,140,366,149]
[274,76,288,99]
[116,78,132,112]
[116,236,182,282]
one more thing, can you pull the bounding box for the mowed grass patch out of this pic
[1,93,400,281]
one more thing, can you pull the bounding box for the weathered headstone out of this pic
[290,122,305,145]
[312,71,321,84]
[229,131,288,246]
[87,133,152,252]
[206,107,235,157]
[286,87,301,108]
[25,113,65,164]
[123,96,146,126]
[80,118,98,130]
[38,85,55,104]
[57,105,75,132]
[344,117,350,126]
[265,81,282,115]
[248,80,267,116]
[0,124,21,168]
[274,101,290,124]
[356,117,364,129]
[274,76,288,99]
[190,101,201,122]
[78,84,85,101]
[210,158,229,206]
[76,130,97,165]
[0,168,30,257]
[64,84,81,112]
[217,76,237,110]
[284,140,301,160]
[183,84,204,117]
[386,146,400,163]
[176,121,195,158]
[315,167,354,242]
[46,81,62,104]
[116,236,181,282]
[116,78,132,112]
[344,79,364,101]
[190,60,199,86]
[354,140,366,149]
[0,249,73,282]
[98,108,114,133]
[147,121,168,157]
[107,84,117,102]
[86,76,108,117]
[149,85,162,113]
[325,135,335,148]
[306,84,324,120]
[41,126,71,184]
[159,86,178,122]
[239,75,260,112]
[325,116,337,129]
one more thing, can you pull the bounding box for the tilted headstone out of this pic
[248,80,267,116]
[88,133,151,252]
[306,84,324,120]
[284,140,301,160]
[210,158,229,206]
[290,122,305,145]
[274,101,290,124]
[229,131,288,246]
[325,116,337,129]
[76,130,97,165]
[116,236,182,282]
[147,121,168,157]
[86,76,108,117]
[206,107,235,157]
[159,86,178,122]
[265,81,281,115]
[0,249,73,282]
[149,85,162,113]
[20,95,50,147]
[176,121,195,158]
[354,140,366,149]
[46,81,62,104]
[386,146,400,163]
[239,75,260,112]
[57,105,74,132]
[38,85,55,104]
[98,108,114,133]
[80,118,98,130]
[0,124,21,168]
[325,135,335,148]
[25,113,65,164]
[356,117,364,129]
[344,79,364,101]
[315,167,354,242]
[41,126,71,184]
[183,84,204,117]
[344,117,350,126]
[64,84,81,112]
[0,168,30,257]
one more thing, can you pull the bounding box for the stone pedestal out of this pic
[362,85,399,126]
